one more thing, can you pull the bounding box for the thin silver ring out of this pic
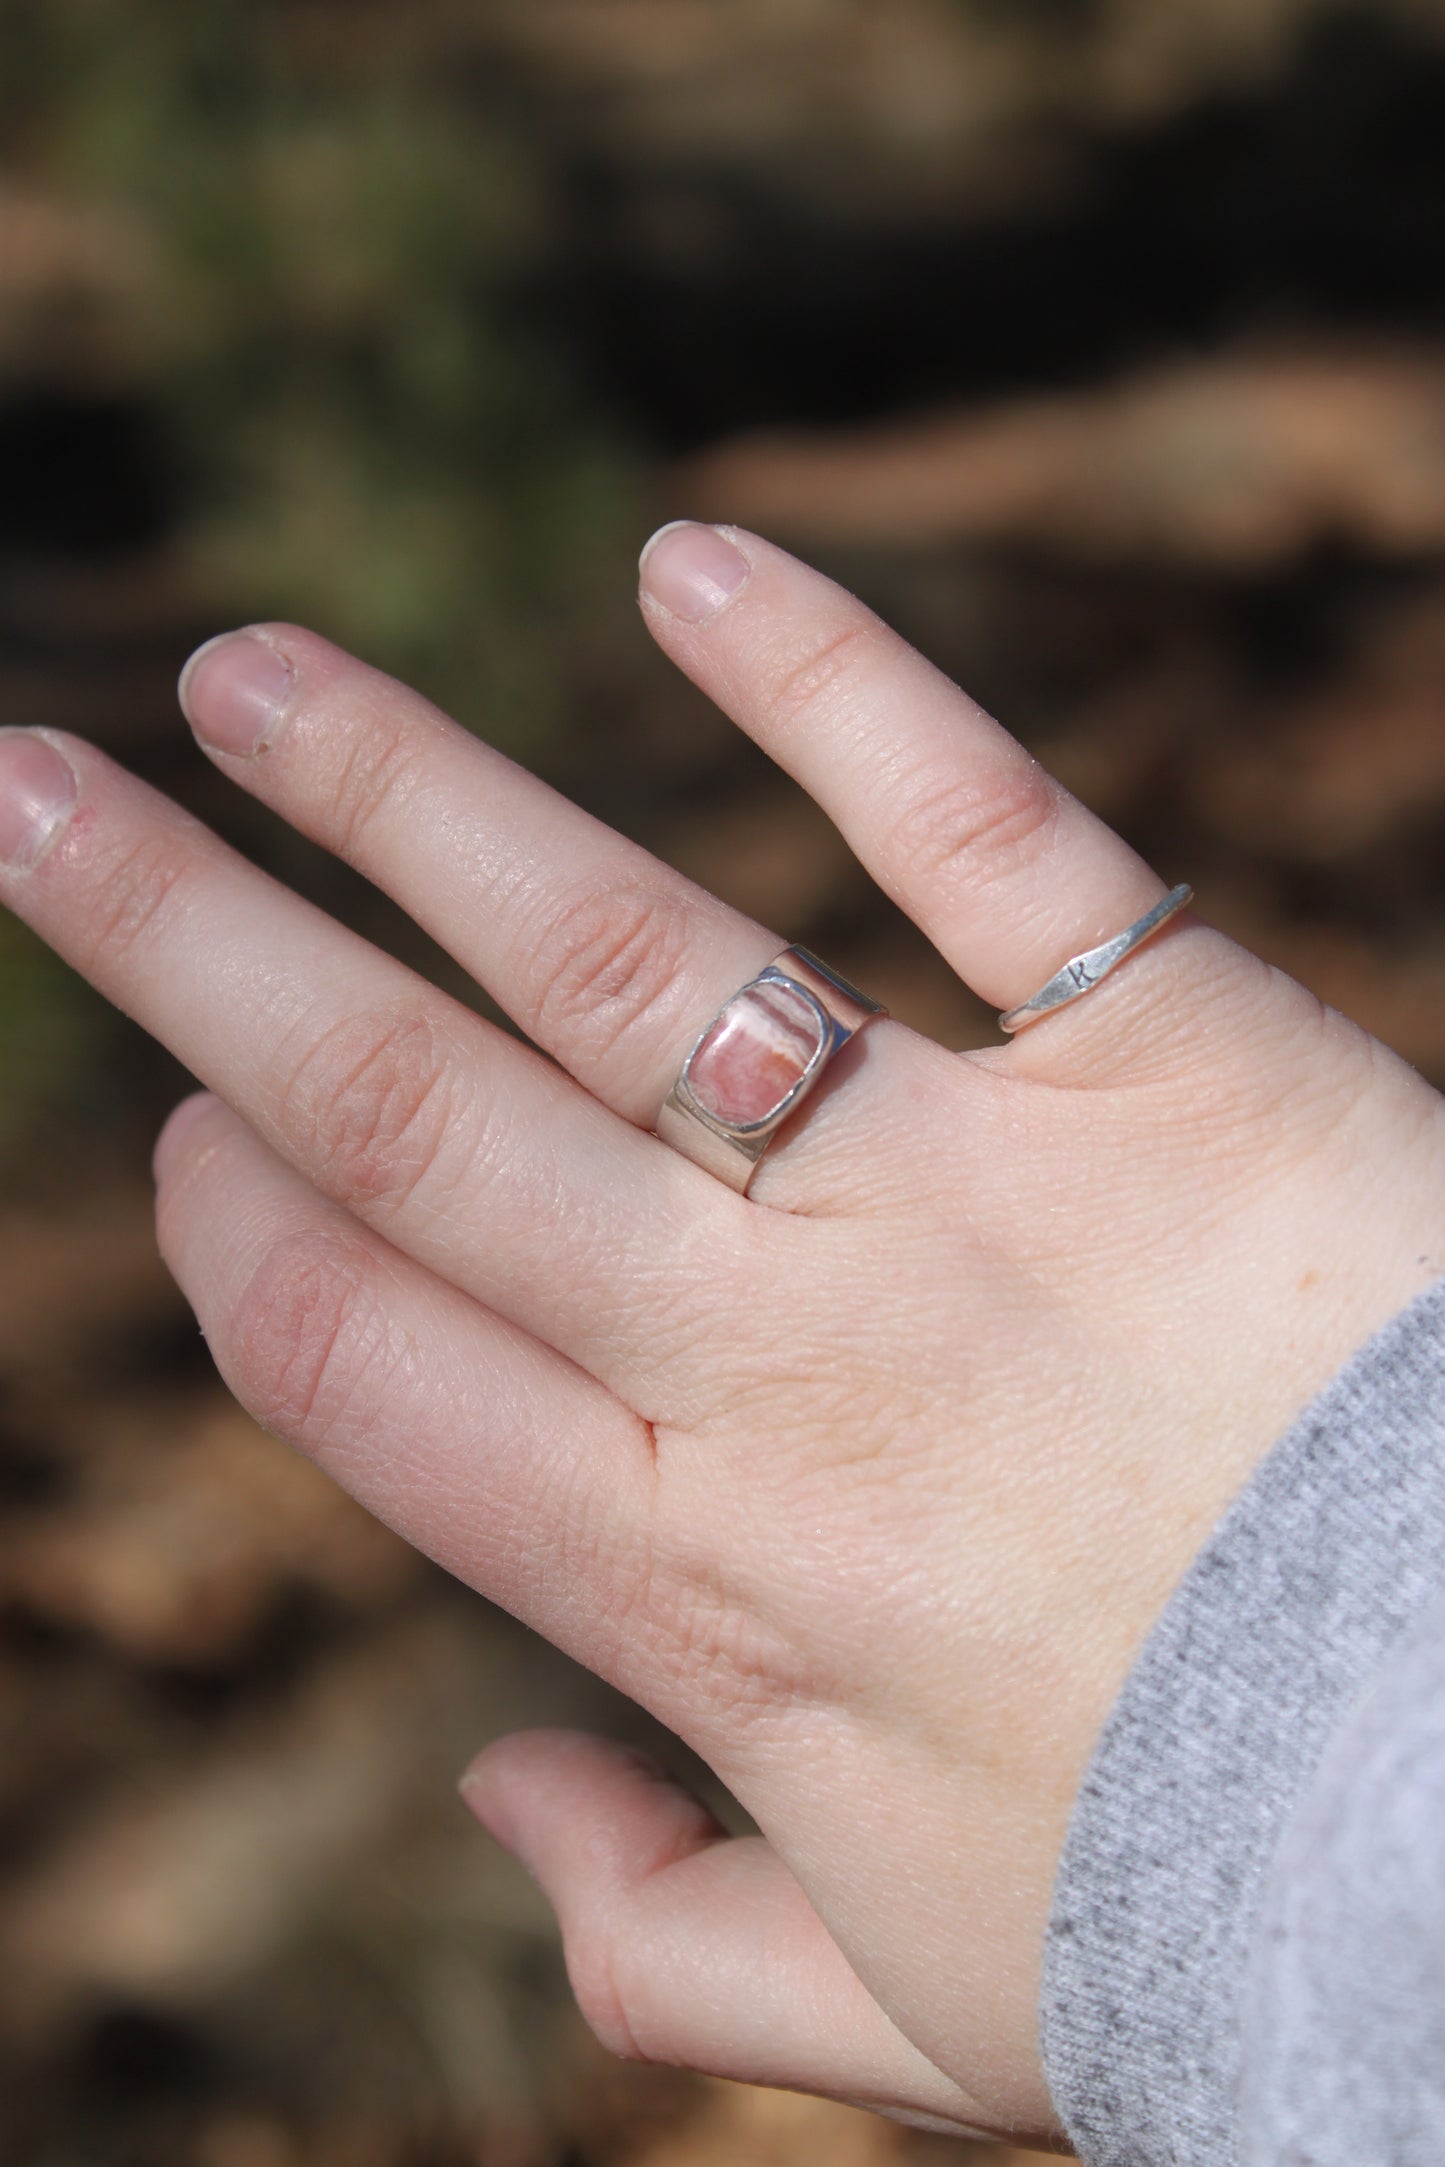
[998,884,1194,1035]
[656,947,887,1193]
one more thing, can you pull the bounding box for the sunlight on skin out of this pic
[2,527,1445,2148]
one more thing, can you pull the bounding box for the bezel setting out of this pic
[655,946,887,1194]
[674,970,834,1144]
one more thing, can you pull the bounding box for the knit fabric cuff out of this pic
[1041,1276,1445,2167]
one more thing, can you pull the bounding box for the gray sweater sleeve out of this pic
[1040,1276,1445,2167]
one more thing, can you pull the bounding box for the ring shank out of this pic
[998,884,1193,1035]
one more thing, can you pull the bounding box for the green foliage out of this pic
[0,3,646,1149]
[0,916,109,1156]
[4,0,642,743]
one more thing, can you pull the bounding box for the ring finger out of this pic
[152,1093,657,1661]
[177,617,926,1205]
[178,621,788,1131]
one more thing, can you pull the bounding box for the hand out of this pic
[3,525,1443,2148]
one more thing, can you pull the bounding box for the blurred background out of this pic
[2,2,1445,2161]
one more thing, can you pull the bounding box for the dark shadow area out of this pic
[543,8,1445,444]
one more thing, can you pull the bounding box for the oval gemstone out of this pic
[686,979,827,1128]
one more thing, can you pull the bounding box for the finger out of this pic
[177,623,783,1128]
[0,729,746,1407]
[638,524,1204,1031]
[176,627,929,1206]
[460,1729,996,2135]
[153,1094,657,1662]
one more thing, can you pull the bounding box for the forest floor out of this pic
[3,4,1445,2160]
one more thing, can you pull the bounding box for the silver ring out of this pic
[998,884,1194,1035]
[656,947,887,1193]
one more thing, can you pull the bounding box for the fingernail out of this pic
[458,1769,523,1859]
[152,1092,218,1183]
[639,522,751,624]
[0,732,79,869]
[179,629,296,757]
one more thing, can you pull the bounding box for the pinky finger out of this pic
[459,1729,995,2135]
[152,1093,655,1661]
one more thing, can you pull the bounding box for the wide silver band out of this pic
[998,883,1193,1035]
[657,947,887,1193]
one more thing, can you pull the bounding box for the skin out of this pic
[2,525,1444,2150]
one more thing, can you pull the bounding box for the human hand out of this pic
[2,525,1443,2148]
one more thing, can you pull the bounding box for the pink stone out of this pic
[686,979,827,1128]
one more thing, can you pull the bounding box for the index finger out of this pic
[0,727,749,1414]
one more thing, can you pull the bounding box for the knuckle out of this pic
[279,1005,463,1217]
[322,705,430,861]
[605,1540,818,1731]
[230,1224,391,1441]
[887,756,1058,886]
[764,615,884,731]
[527,882,692,1063]
[78,835,193,974]
[668,1593,814,1721]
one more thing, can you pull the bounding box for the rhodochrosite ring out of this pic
[656,947,887,1193]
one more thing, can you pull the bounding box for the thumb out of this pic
[460,1727,995,2136]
